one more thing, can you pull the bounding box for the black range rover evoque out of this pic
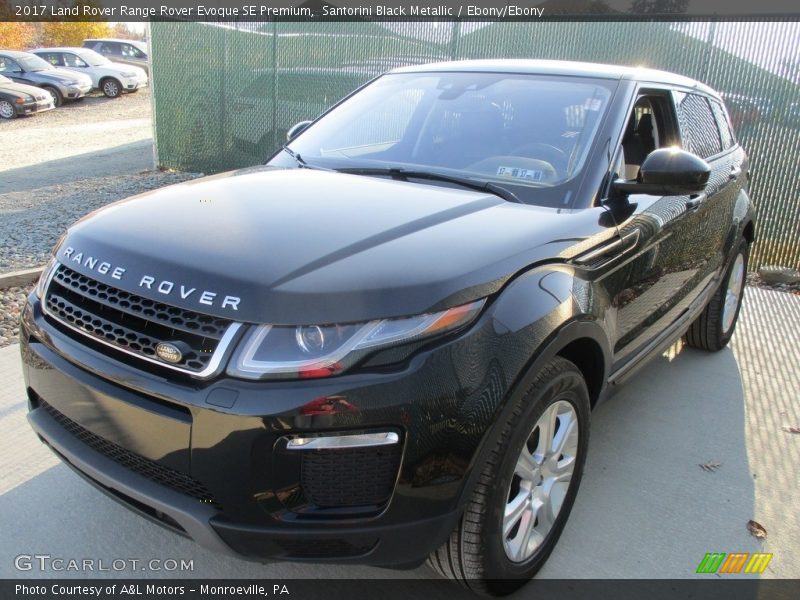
[22,60,754,594]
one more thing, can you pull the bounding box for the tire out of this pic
[101,78,122,98]
[0,99,17,119]
[42,86,62,107]
[428,356,591,596]
[684,238,749,352]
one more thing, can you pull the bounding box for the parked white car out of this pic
[31,47,147,98]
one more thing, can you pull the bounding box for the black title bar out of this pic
[3,0,800,22]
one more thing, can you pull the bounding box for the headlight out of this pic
[24,95,34,102]
[66,80,79,86]
[35,257,59,299]
[228,299,485,380]
[121,72,137,78]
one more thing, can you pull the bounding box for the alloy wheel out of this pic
[722,253,745,334]
[503,400,579,563]
[0,100,15,119]
[103,80,120,97]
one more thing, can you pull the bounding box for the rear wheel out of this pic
[101,78,122,98]
[42,86,62,107]
[0,99,16,119]
[684,238,749,351]
[428,356,590,596]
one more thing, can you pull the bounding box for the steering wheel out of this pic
[511,143,569,172]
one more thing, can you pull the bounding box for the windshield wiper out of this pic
[281,146,310,168]
[334,167,523,204]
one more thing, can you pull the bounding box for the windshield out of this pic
[283,72,615,203]
[18,54,53,72]
[78,49,111,66]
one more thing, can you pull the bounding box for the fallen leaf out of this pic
[747,520,767,539]
[699,460,721,472]
[783,426,800,434]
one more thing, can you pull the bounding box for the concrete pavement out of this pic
[0,287,797,583]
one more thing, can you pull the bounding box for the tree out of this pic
[40,21,111,47]
[0,22,37,48]
[110,22,146,41]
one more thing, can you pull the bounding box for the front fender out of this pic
[452,264,612,511]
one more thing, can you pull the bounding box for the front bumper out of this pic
[16,98,54,116]
[64,83,92,99]
[121,76,148,91]
[20,293,515,566]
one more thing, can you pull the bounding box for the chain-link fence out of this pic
[150,21,800,270]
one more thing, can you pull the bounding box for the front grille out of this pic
[39,398,221,509]
[44,264,235,375]
[300,445,402,508]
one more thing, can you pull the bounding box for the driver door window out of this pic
[620,96,674,180]
[121,44,144,58]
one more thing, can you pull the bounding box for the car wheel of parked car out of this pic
[685,238,749,352]
[101,78,122,98]
[428,356,590,595]
[42,86,62,107]
[0,99,16,119]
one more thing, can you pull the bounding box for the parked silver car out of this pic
[0,50,92,106]
[32,47,147,98]
[81,39,148,75]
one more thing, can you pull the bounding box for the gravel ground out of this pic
[0,91,153,173]
[0,88,203,346]
[747,271,800,295]
[0,285,29,347]
[0,169,199,272]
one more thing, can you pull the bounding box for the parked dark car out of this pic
[0,74,54,118]
[81,38,149,75]
[22,60,753,595]
[0,50,92,106]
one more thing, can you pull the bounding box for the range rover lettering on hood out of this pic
[61,246,241,312]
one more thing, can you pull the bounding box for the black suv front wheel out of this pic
[428,356,590,595]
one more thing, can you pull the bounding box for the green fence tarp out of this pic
[150,21,800,270]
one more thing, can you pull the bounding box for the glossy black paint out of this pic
[22,61,755,565]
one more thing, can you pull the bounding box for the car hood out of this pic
[29,68,88,84]
[55,168,613,324]
[104,62,147,76]
[0,79,45,97]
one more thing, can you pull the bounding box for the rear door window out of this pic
[39,52,64,67]
[674,92,723,159]
[98,42,121,56]
[709,99,736,150]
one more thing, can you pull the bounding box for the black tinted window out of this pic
[676,93,722,159]
[710,99,735,150]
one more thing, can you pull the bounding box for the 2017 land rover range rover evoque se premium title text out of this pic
[21,60,754,594]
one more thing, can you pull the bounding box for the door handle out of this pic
[730,166,742,179]
[686,193,706,211]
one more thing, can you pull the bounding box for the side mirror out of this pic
[613,148,710,197]
[286,120,312,142]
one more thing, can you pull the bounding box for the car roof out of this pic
[390,59,717,96]
[0,50,37,58]
[84,38,145,45]
[31,47,92,53]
